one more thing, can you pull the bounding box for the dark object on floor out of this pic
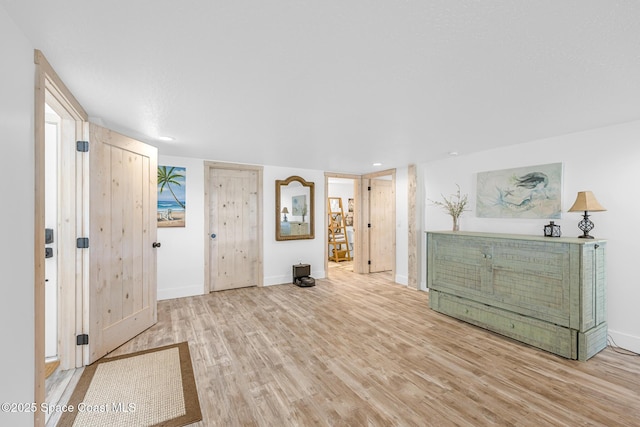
[293,263,315,287]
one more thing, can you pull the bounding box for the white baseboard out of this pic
[264,274,293,286]
[158,284,203,301]
[607,328,640,354]
[264,269,325,287]
[395,274,408,286]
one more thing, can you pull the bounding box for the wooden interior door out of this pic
[369,178,394,272]
[86,123,158,364]
[208,167,261,291]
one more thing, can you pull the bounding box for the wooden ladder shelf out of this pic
[327,197,352,262]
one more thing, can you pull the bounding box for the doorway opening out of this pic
[325,169,396,280]
[36,51,160,427]
[39,73,88,427]
[44,104,60,371]
[327,177,357,273]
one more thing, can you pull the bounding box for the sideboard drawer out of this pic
[431,290,577,359]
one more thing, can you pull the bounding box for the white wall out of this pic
[155,158,326,299]
[157,156,205,299]
[327,181,354,216]
[0,4,35,426]
[157,160,414,296]
[421,120,640,353]
[264,166,326,284]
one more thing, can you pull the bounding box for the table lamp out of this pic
[567,191,606,239]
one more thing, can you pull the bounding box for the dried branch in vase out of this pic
[429,184,470,223]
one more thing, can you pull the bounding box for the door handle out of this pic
[210,233,217,239]
[152,242,161,248]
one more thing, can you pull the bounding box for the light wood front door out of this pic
[369,178,394,272]
[86,123,158,364]
[207,165,262,291]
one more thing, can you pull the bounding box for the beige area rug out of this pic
[58,342,201,427]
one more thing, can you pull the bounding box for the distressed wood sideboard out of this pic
[426,231,607,361]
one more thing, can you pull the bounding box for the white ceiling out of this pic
[4,1,640,174]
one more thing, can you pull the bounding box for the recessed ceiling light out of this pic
[448,151,459,156]
[373,162,382,166]
[158,136,175,141]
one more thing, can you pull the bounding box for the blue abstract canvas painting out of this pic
[476,163,563,219]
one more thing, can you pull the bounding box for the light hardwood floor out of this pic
[60,267,640,426]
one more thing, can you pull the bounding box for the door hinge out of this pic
[76,237,89,249]
[76,140,89,152]
[368,223,371,228]
[45,228,54,244]
[368,186,371,191]
[76,334,89,346]
[368,260,371,265]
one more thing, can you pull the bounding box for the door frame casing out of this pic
[324,173,363,274]
[35,49,88,427]
[203,161,264,292]
[44,92,87,372]
[407,164,420,290]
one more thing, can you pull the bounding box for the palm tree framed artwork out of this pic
[158,165,186,227]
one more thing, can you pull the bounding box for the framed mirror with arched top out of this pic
[276,176,315,241]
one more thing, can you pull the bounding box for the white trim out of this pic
[608,329,640,354]
[158,285,204,301]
